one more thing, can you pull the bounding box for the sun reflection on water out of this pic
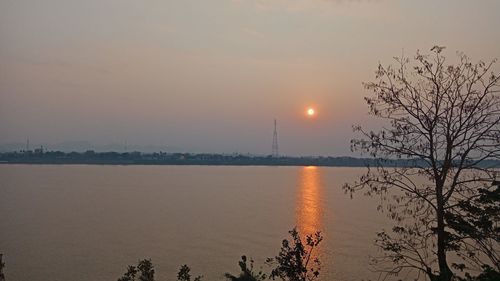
[296,166,324,239]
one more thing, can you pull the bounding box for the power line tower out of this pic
[272,119,279,157]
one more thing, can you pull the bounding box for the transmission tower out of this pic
[272,119,279,157]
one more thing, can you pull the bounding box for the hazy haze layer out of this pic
[1,0,499,155]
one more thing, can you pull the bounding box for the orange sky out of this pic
[1,0,499,155]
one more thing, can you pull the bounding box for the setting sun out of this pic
[307,108,316,117]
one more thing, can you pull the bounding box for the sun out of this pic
[307,108,316,117]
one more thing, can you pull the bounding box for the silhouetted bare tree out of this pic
[345,46,500,281]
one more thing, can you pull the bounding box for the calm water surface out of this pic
[0,165,393,281]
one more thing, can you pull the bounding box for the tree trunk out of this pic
[0,254,5,281]
[436,188,452,281]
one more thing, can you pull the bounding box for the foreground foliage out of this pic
[117,228,322,281]
[117,259,155,281]
[224,256,267,281]
[266,229,323,281]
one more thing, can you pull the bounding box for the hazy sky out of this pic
[1,0,499,155]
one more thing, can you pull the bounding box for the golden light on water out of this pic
[297,166,323,237]
[296,166,324,266]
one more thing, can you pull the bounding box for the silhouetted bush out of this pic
[266,228,323,281]
[118,259,155,281]
[458,265,500,281]
[224,256,266,281]
[116,228,323,281]
[177,264,202,281]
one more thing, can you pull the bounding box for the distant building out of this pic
[34,146,44,154]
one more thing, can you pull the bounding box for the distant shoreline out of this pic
[1,151,499,168]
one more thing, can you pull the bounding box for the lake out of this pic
[0,165,394,281]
